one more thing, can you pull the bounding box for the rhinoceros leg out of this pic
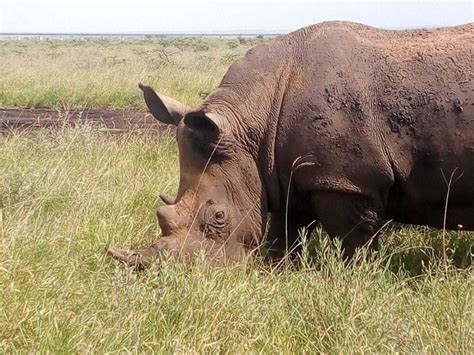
[266,210,317,261]
[312,191,384,259]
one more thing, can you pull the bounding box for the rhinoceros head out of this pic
[107,84,267,268]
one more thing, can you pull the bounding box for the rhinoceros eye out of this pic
[214,211,225,220]
[202,204,229,239]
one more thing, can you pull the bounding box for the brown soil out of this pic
[0,108,167,134]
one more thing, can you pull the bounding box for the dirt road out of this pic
[0,108,166,134]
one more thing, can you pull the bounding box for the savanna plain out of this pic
[0,38,473,353]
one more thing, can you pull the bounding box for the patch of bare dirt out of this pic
[0,108,168,134]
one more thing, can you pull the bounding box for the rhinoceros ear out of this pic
[183,111,225,144]
[138,83,190,126]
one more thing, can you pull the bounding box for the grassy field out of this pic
[0,127,472,353]
[0,39,473,352]
[0,38,256,109]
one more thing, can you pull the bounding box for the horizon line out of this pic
[0,23,459,37]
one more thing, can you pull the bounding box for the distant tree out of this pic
[227,40,239,49]
[237,36,247,45]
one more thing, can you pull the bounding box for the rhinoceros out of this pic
[107,21,474,269]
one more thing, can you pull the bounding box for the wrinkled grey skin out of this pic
[107,21,474,269]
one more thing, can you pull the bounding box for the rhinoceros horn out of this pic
[139,83,190,125]
[106,244,161,270]
[107,205,181,269]
[159,193,176,205]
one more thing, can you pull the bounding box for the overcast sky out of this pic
[1,0,472,33]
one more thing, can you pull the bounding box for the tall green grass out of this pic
[0,38,256,109]
[0,127,472,352]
